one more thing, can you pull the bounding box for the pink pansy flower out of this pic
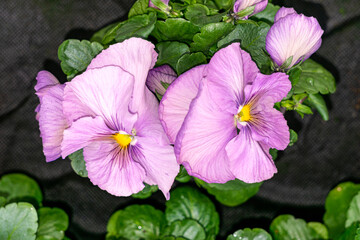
[36,38,179,199]
[266,7,324,69]
[146,65,177,96]
[160,43,291,184]
[233,0,268,19]
[35,71,68,162]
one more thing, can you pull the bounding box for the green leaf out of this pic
[251,3,280,24]
[0,202,38,240]
[293,59,336,95]
[269,148,278,160]
[106,205,165,240]
[162,219,207,240]
[175,165,192,183]
[288,67,302,86]
[217,21,271,72]
[195,178,261,207]
[305,93,329,121]
[90,22,119,43]
[165,186,219,239]
[0,196,6,207]
[156,41,190,69]
[295,104,313,117]
[132,184,158,199]
[346,192,360,228]
[68,149,88,178]
[288,129,298,147]
[185,4,224,27]
[227,228,272,240]
[36,207,69,240]
[213,0,234,10]
[176,52,207,75]
[324,182,360,239]
[191,22,234,55]
[307,222,329,240]
[338,222,360,240]
[0,173,43,207]
[58,40,103,79]
[270,215,312,240]
[151,18,200,43]
[128,0,150,18]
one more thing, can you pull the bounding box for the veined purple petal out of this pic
[159,65,207,144]
[266,11,324,68]
[133,136,179,199]
[84,139,146,197]
[274,7,297,22]
[234,0,268,18]
[87,38,158,113]
[226,127,277,183]
[175,79,236,183]
[146,65,177,96]
[35,71,59,92]
[63,66,137,131]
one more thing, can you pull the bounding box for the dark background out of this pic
[1,0,359,239]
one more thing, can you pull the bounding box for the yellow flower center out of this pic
[238,104,251,122]
[113,133,132,148]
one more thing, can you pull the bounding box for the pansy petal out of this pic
[35,70,59,92]
[61,116,114,158]
[87,38,158,112]
[226,128,277,183]
[149,0,170,8]
[206,43,259,113]
[84,140,146,197]
[253,0,268,16]
[274,7,297,22]
[146,65,177,96]
[159,65,207,144]
[175,80,236,183]
[133,136,179,199]
[266,12,324,67]
[64,66,137,131]
[38,84,67,162]
[234,0,263,13]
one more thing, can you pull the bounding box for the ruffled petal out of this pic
[84,140,146,197]
[266,12,324,67]
[61,116,115,158]
[226,128,277,183]
[274,7,297,22]
[146,65,177,96]
[63,66,137,131]
[175,79,236,183]
[206,43,259,113]
[87,37,158,113]
[159,65,207,144]
[35,70,59,92]
[38,84,68,162]
[133,136,179,199]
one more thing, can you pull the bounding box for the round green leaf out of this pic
[165,186,219,239]
[175,165,192,183]
[106,204,165,240]
[338,222,360,240]
[270,215,312,240]
[346,192,360,228]
[251,3,280,24]
[324,182,360,239]
[307,222,329,240]
[68,149,88,178]
[175,52,207,75]
[156,41,190,69]
[0,202,38,240]
[132,184,158,199]
[195,178,261,207]
[0,173,43,207]
[227,228,272,240]
[128,0,150,18]
[36,207,69,240]
[163,219,206,240]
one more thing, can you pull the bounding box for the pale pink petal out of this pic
[175,80,236,183]
[61,116,115,158]
[234,0,267,16]
[38,85,68,162]
[274,7,297,22]
[35,71,59,92]
[146,65,177,96]
[266,12,324,68]
[64,66,137,131]
[206,43,259,113]
[84,140,146,197]
[226,128,277,183]
[159,65,207,144]
[133,136,179,200]
[87,38,158,112]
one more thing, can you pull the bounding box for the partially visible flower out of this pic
[149,0,170,13]
[266,7,324,69]
[146,65,177,97]
[161,43,291,184]
[60,38,179,199]
[233,0,268,19]
[35,71,68,162]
